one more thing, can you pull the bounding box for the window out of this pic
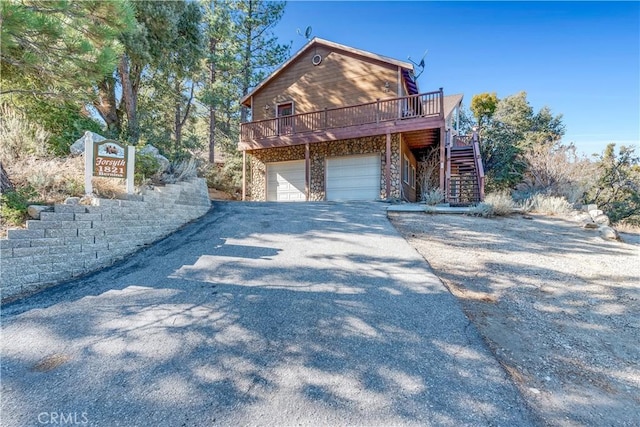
[277,102,294,135]
[410,165,416,189]
[403,155,409,184]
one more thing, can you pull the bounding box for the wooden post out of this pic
[126,145,135,194]
[440,126,446,201]
[385,131,391,199]
[242,149,246,201]
[305,143,310,201]
[84,132,93,195]
[376,99,380,123]
[439,87,444,119]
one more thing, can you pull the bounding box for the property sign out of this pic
[93,140,127,178]
[84,132,136,195]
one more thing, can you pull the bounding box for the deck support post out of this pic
[242,149,246,201]
[385,131,391,199]
[305,143,310,200]
[439,126,446,202]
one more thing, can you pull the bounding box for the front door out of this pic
[277,102,294,135]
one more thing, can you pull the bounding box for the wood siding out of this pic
[251,46,400,122]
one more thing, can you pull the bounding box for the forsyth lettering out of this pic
[95,157,126,167]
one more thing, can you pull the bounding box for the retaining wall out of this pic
[0,178,211,303]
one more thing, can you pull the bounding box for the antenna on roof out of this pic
[296,26,313,41]
[408,49,428,80]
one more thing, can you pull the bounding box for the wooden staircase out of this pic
[446,133,485,206]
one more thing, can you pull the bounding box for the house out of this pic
[238,37,484,204]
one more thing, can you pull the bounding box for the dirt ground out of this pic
[388,211,640,427]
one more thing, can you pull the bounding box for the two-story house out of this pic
[238,37,484,204]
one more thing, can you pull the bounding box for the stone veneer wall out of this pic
[0,178,211,303]
[248,134,401,201]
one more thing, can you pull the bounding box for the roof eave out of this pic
[240,37,416,106]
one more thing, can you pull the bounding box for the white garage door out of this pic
[326,154,381,201]
[267,160,306,201]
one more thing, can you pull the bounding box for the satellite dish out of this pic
[408,49,428,80]
[297,26,313,40]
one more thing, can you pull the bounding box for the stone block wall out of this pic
[0,178,211,303]
[247,134,401,201]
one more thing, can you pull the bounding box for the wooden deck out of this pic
[239,90,445,150]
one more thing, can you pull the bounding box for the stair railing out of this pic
[471,130,485,201]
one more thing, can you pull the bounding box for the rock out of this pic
[593,214,610,226]
[70,131,106,155]
[79,195,95,205]
[582,222,599,229]
[599,226,620,240]
[27,205,52,219]
[589,209,604,219]
[64,197,81,205]
[584,204,598,213]
[574,212,592,223]
[139,144,170,171]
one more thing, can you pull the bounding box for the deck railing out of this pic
[241,90,444,142]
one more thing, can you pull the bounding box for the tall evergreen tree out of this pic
[93,0,204,144]
[235,0,290,123]
[1,0,134,100]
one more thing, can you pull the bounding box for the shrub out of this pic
[519,142,594,204]
[134,152,161,185]
[6,156,85,204]
[468,202,495,217]
[586,144,640,226]
[484,192,515,216]
[517,193,572,215]
[0,186,38,226]
[423,188,444,205]
[160,158,199,184]
[0,104,50,162]
[205,155,243,196]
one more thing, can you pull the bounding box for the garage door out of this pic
[326,154,381,201]
[266,160,306,201]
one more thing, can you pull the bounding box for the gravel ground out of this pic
[389,211,640,427]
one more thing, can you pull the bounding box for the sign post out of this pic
[84,132,135,195]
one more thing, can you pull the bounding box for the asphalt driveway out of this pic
[1,202,537,426]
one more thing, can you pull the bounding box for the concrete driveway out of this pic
[1,202,537,426]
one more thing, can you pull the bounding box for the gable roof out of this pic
[443,94,464,119]
[241,37,416,106]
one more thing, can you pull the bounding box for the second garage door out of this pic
[267,160,306,201]
[326,154,381,201]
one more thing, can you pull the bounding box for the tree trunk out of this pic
[240,0,254,124]
[93,77,121,135]
[209,35,217,164]
[118,55,139,144]
[0,161,14,193]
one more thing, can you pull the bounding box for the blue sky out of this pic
[271,1,640,156]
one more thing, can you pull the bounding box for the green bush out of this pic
[134,152,161,185]
[0,186,38,226]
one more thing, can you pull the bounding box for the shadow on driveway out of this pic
[1,202,538,426]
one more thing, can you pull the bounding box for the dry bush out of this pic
[519,143,595,203]
[417,147,440,201]
[484,192,515,216]
[0,104,50,162]
[6,156,85,204]
[468,202,495,217]
[519,193,572,215]
[423,188,444,205]
[160,158,199,184]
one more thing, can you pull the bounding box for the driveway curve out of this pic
[1,202,537,426]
